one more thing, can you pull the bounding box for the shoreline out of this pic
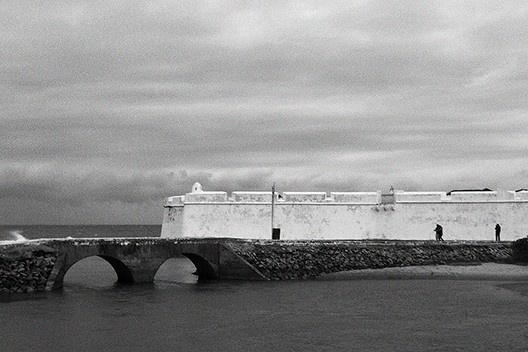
[317,262,528,281]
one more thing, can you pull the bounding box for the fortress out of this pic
[161,183,528,241]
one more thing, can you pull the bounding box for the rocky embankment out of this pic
[228,240,513,280]
[0,244,57,293]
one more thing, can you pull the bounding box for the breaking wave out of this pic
[10,230,28,242]
[0,230,28,244]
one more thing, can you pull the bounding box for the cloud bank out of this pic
[1,1,528,223]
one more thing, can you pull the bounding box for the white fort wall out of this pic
[161,188,528,241]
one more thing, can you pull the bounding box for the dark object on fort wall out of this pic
[511,237,528,263]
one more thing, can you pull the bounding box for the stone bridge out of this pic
[1,238,518,293]
[33,238,267,290]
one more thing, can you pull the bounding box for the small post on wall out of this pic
[271,182,280,240]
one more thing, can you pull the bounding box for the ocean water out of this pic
[1,225,528,351]
[0,224,161,241]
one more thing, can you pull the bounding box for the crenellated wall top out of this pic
[164,187,528,206]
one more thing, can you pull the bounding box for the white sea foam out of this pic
[10,230,28,242]
[0,230,29,244]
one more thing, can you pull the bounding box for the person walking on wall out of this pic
[434,224,444,241]
[495,223,501,242]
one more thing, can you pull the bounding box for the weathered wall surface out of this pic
[161,206,184,238]
[162,191,528,241]
[227,240,513,280]
[183,203,270,239]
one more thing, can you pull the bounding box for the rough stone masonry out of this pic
[0,239,518,293]
[227,240,513,280]
[0,244,57,293]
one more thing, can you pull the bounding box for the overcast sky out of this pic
[1,1,528,224]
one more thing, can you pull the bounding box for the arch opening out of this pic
[154,253,217,284]
[182,253,217,279]
[154,255,199,284]
[63,255,133,288]
[98,255,134,284]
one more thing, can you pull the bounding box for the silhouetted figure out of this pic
[495,223,501,242]
[434,224,444,241]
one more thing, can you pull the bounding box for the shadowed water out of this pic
[1,225,528,351]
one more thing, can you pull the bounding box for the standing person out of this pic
[434,224,444,241]
[495,223,501,242]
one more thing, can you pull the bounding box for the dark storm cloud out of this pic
[1,0,528,223]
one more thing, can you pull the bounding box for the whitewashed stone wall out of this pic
[161,188,528,241]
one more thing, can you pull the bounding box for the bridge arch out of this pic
[52,254,135,289]
[40,238,264,291]
[97,255,134,283]
[182,253,217,279]
[153,253,218,282]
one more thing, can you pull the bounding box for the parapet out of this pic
[165,196,185,207]
[166,185,527,205]
[331,192,378,204]
[449,191,497,202]
[516,191,528,200]
[232,192,272,203]
[185,191,228,203]
[395,192,445,202]
[282,192,326,202]
[497,190,515,200]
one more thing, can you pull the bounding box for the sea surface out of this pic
[1,225,528,352]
